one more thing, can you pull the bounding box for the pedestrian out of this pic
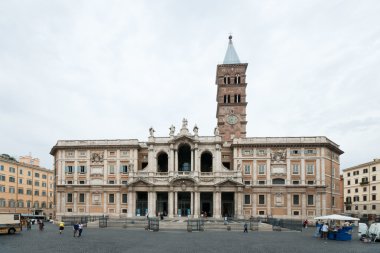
[303,219,308,229]
[39,220,44,231]
[244,223,248,233]
[78,223,83,237]
[59,221,65,234]
[27,219,31,231]
[73,222,79,237]
[321,223,329,240]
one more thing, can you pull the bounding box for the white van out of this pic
[358,223,368,239]
[368,223,380,241]
[0,213,22,234]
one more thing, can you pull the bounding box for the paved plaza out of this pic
[0,223,378,253]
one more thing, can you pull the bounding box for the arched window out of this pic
[157,152,168,173]
[0,199,6,207]
[41,202,46,208]
[227,76,231,84]
[17,200,24,208]
[223,76,227,84]
[272,178,285,184]
[178,144,191,172]
[9,199,15,208]
[34,201,39,209]
[201,151,213,172]
[27,200,32,208]
[236,75,241,84]
[224,95,227,103]
[227,95,231,103]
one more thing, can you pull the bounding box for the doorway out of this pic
[177,192,191,216]
[200,192,213,217]
[221,192,234,217]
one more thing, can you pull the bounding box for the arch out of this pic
[272,178,285,184]
[178,143,191,172]
[201,151,213,172]
[157,151,168,172]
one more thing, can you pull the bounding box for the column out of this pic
[301,158,306,185]
[174,151,178,172]
[266,159,271,184]
[267,193,271,216]
[174,192,178,216]
[86,152,90,185]
[73,192,77,213]
[213,192,218,218]
[252,194,256,216]
[190,192,194,216]
[116,150,121,184]
[168,191,174,218]
[191,150,194,171]
[287,193,291,218]
[253,160,257,185]
[194,147,199,172]
[74,158,78,184]
[316,193,321,216]
[321,152,326,185]
[150,191,157,217]
[194,191,200,218]
[116,192,120,215]
[169,148,174,172]
[103,192,107,213]
[57,192,61,213]
[286,150,291,184]
[127,191,134,217]
[316,158,321,185]
[302,193,306,218]
[322,193,326,215]
[86,193,90,214]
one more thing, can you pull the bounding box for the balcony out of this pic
[360,181,369,186]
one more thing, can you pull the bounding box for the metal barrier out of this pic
[99,217,108,228]
[267,218,302,231]
[147,217,159,231]
[187,219,204,232]
[61,215,107,226]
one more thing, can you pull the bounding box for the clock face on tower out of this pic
[226,114,238,125]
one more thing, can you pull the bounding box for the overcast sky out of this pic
[0,0,379,170]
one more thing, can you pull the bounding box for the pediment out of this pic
[215,179,244,187]
[128,178,154,187]
[170,178,197,187]
[172,135,195,143]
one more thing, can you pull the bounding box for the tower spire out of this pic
[223,35,241,64]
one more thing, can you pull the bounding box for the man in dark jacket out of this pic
[73,223,79,237]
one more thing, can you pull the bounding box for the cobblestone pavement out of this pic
[0,223,378,253]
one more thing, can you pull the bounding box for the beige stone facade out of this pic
[0,154,54,218]
[50,37,343,220]
[343,159,380,220]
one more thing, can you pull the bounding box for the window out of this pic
[109,194,115,203]
[372,205,377,210]
[108,180,115,184]
[355,179,358,184]
[9,200,16,208]
[109,165,115,174]
[332,197,335,207]
[292,180,299,185]
[372,167,376,172]
[109,151,116,156]
[9,187,15,193]
[347,189,351,194]
[67,181,73,184]
[363,187,367,192]
[304,149,316,155]
[28,171,31,176]
[0,199,5,207]
[122,209,128,213]
[66,166,74,174]
[41,202,46,208]
[373,176,376,181]
[121,165,128,174]
[272,178,285,184]
[27,179,32,185]
[347,180,350,185]
[42,191,46,196]
[26,189,32,195]
[18,200,24,208]
[355,205,358,210]
[79,193,85,203]
[363,168,368,173]
[293,211,300,216]
[42,182,47,187]
[363,195,367,201]
[292,164,299,174]
[0,175,5,181]
[79,180,85,184]
[42,174,47,179]
[9,167,16,173]
[121,151,129,157]
[35,172,40,178]
[258,180,266,185]
[293,195,300,205]
[34,190,39,196]
[79,151,86,157]
[307,180,314,185]
[258,164,266,174]
[258,211,265,215]
[9,176,15,182]
[0,185,5,192]
[306,164,314,174]
[122,194,128,203]
[353,196,359,202]
[355,188,358,193]
[373,186,376,191]
[244,195,251,205]
[0,165,3,171]
[67,208,72,212]
[347,172,350,177]
[19,169,23,175]
[291,150,300,155]
[372,195,377,201]
[18,188,23,194]
[79,166,86,174]
[34,181,39,186]
[18,178,23,184]
[122,181,128,185]
[257,149,266,156]
[259,195,265,205]
[67,193,73,202]
[363,205,367,210]
[244,164,250,174]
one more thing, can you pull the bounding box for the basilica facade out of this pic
[51,37,343,220]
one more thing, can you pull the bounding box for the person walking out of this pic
[26,219,31,231]
[243,223,248,233]
[78,223,83,237]
[73,222,79,237]
[303,219,308,229]
[59,221,65,234]
[321,223,329,240]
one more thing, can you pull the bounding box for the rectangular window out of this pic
[292,180,299,185]
[35,172,40,178]
[373,186,376,191]
[373,176,376,181]
[290,150,300,155]
[79,181,85,184]
[244,181,251,185]
[347,180,350,185]
[292,164,299,174]
[19,178,23,184]
[347,172,350,177]
[9,187,15,193]
[109,165,115,174]
[258,180,266,185]
[109,151,116,156]
[26,189,32,195]
[363,195,367,201]
[372,195,377,201]
[42,191,46,196]
[0,165,3,171]
[304,149,316,154]
[372,167,376,172]
[79,151,86,157]
[259,195,265,205]
[363,205,367,210]
[258,164,266,174]
[9,167,16,173]
[0,175,5,181]
[79,166,86,174]
[122,194,128,203]
[307,180,314,185]
[372,205,376,210]
[293,195,300,205]
[306,164,314,174]
[19,169,23,175]
[109,194,115,203]
[34,190,39,196]
[347,189,351,194]
[122,209,128,213]
[18,188,23,194]
[0,185,5,192]
[42,182,47,187]
[28,171,31,176]
[34,181,39,186]
[332,197,335,206]
[308,195,314,205]
[67,193,73,202]
[244,195,251,205]
[42,174,47,179]
[363,187,367,192]
[244,164,250,174]
[79,193,85,203]
[355,179,358,184]
[121,165,128,174]
[293,211,300,216]
[9,176,15,182]
[122,181,128,185]
[257,149,266,156]
[67,181,73,184]
[121,151,128,157]
[363,168,368,173]
[66,166,74,174]
[108,180,115,184]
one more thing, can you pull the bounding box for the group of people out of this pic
[58,221,84,237]
[25,219,44,231]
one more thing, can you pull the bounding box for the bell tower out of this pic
[216,36,248,142]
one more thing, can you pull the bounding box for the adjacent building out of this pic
[343,158,380,221]
[50,36,343,220]
[0,154,54,219]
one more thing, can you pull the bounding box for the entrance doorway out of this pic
[177,192,191,216]
[221,192,234,217]
[178,144,191,171]
[156,192,168,216]
[136,192,148,216]
[200,192,213,217]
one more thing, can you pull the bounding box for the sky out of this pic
[0,0,379,170]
